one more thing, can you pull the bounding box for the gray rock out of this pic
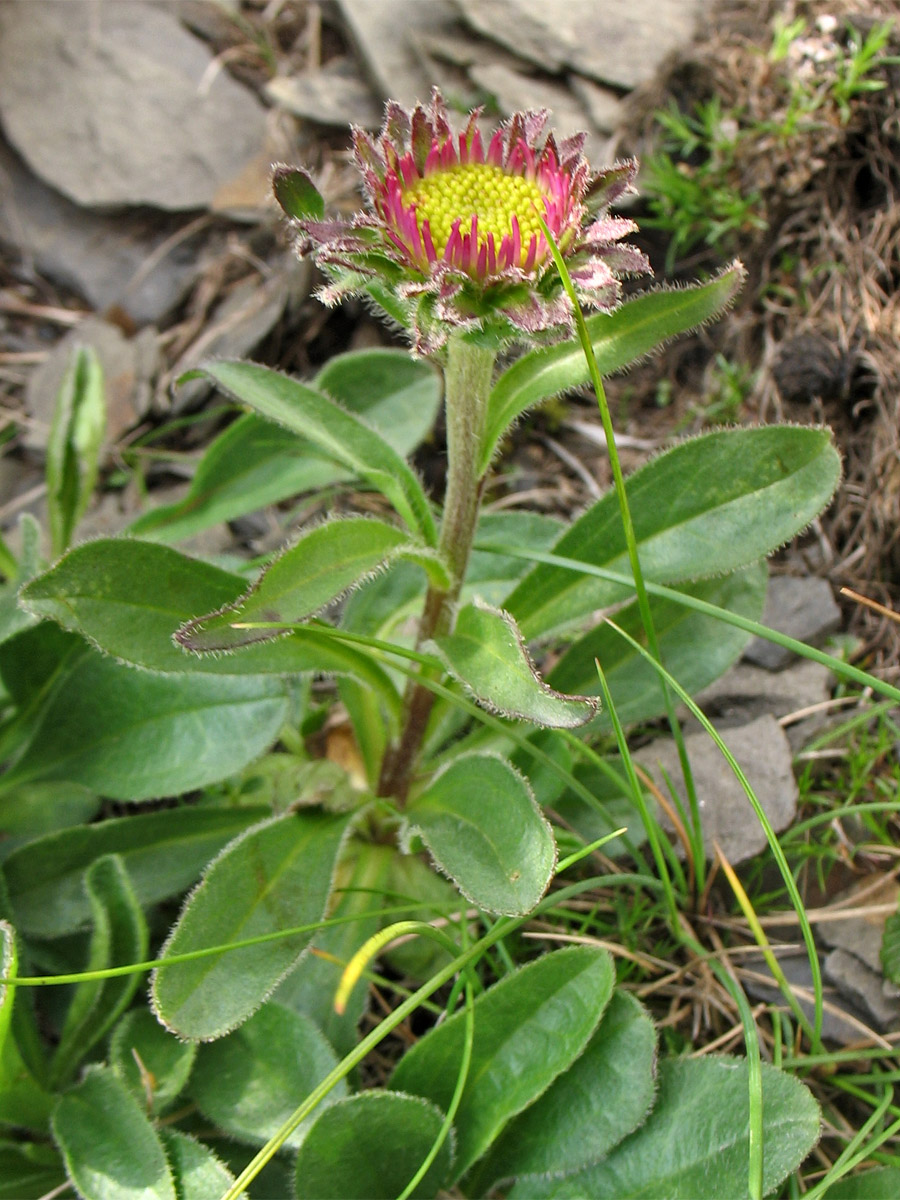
[0,139,203,324]
[266,59,383,129]
[634,714,798,864]
[817,877,900,992]
[825,948,900,1031]
[337,0,460,109]
[744,950,888,1046]
[24,317,159,452]
[467,64,607,157]
[743,575,842,671]
[0,0,267,211]
[691,657,834,752]
[456,0,706,91]
[568,76,625,135]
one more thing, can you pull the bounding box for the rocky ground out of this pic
[1,0,899,1042]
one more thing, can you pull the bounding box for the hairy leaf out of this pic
[294,1092,454,1200]
[190,1003,345,1148]
[505,426,840,638]
[152,810,350,1040]
[430,602,596,728]
[509,1055,820,1199]
[391,945,615,1181]
[480,264,744,473]
[406,754,556,916]
[52,1066,176,1200]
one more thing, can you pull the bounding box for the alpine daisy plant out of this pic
[5,79,845,1200]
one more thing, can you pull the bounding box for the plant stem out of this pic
[377,333,496,803]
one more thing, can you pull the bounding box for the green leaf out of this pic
[0,650,288,802]
[505,426,841,638]
[509,1055,820,1199]
[480,264,745,474]
[825,1167,900,1198]
[469,511,564,606]
[20,539,402,716]
[0,783,99,865]
[51,855,148,1087]
[181,361,437,545]
[190,1002,345,1148]
[110,1008,197,1115]
[151,809,350,1040]
[391,945,615,1181]
[294,1092,454,1200]
[52,1065,176,1200]
[4,805,271,938]
[313,349,441,454]
[46,345,106,557]
[159,1131,244,1200]
[880,907,900,985]
[473,990,657,1190]
[176,517,442,653]
[272,166,324,219]
[548,565,767,727]
[131,350,440,544]
[430,602,596,728]
[0,1140,66,1199]
[405,754,556,917]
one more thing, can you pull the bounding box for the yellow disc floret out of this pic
[402,163,547,259]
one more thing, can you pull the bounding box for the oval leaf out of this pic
[294,1092,454,1200]
[176,517,430,653]
[505,426,841,638]
[406,754,556,916]
[509,1055,820,1199]
[190,1003,345,1148]
[390,945,615,1181]
[480,264,745,474]
[880,907,900,985]
[160,1131,244,1200]
[52,1066,176,1200]
[152,810,350,1040]
[4,805,270,938]
[825,1167,900,1199]
[110,1009,197,1115]
[0,651,288,802]
[183,361,437,545]
[474,990,657,1190]
[430,602,596,728]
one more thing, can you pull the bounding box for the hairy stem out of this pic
[377,334,496,802]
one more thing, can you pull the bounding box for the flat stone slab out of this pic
[337,0,460,109]
[691,657,834,752]
[634,714,798,864]
[266,59,383,129]
[744,575,842,671]
[0,0,267,210]
[0,140,203,325]
[456,0,707,91]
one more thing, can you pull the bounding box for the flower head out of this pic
[275,90,650,354]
